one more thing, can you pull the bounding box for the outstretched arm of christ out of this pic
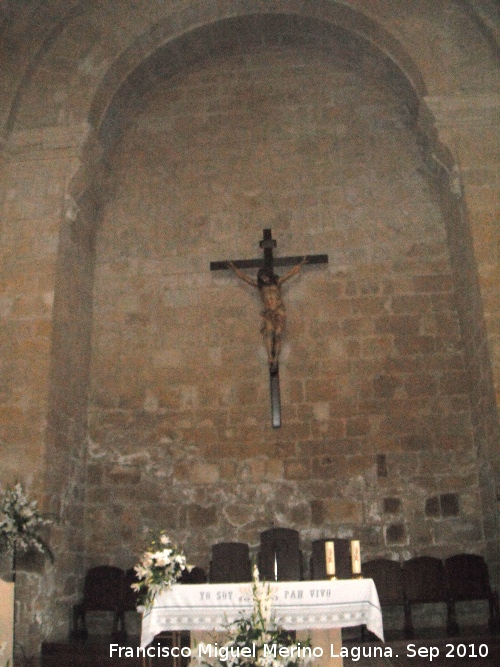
[277,256,309,285]
[226,261,258,287]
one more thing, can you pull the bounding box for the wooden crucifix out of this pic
[210,229,328,428]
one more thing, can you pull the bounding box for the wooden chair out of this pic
[361,559,405,640]
[310,538,352,580]
[179,565,207,584]
[209,542,251,583]
[72,565,126,639]
[445,553,500,635]
[402,556,448,638]
[258,527,302,581]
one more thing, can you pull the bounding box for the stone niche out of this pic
[86,36,485,579]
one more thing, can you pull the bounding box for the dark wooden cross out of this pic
[210,229,328,428]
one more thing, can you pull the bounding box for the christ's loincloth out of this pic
[261,306,286,334]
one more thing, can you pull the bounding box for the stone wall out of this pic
[0,123,101,656]
[87,42,486,576]
[0,1,498,659]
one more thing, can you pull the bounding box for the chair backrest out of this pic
[122,568,140,611]
[209,543,252,583]
[362,559,404,605]
[445,554,492,601]
[310,539,352,580]
[403,556,447,603]
[180,565,207,584]
[83,565,124,611]
[258,528,302,581]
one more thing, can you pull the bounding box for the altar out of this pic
[140,578,384,666]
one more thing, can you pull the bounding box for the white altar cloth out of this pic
[140,578,383,648]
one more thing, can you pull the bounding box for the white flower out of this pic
[132,532,192,608]
[0,483,52,558]
[198,567,311,667]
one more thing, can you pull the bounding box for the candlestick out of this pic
[350,540,362,578]
[325,541,336,580]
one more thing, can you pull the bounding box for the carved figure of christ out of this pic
[226,258,308,374]
[210,229,328,428]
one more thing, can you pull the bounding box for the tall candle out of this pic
[351,540,361,575]
[274,551,278,581]
[325,541,335,577]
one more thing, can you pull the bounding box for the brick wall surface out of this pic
[87,43,485,574]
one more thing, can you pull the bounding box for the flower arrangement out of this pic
[0,640,10,667]
[132,531,192,608]
[195,566,312,667]
[0,482,52,559]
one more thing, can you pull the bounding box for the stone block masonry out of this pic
[86,42,485,574]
